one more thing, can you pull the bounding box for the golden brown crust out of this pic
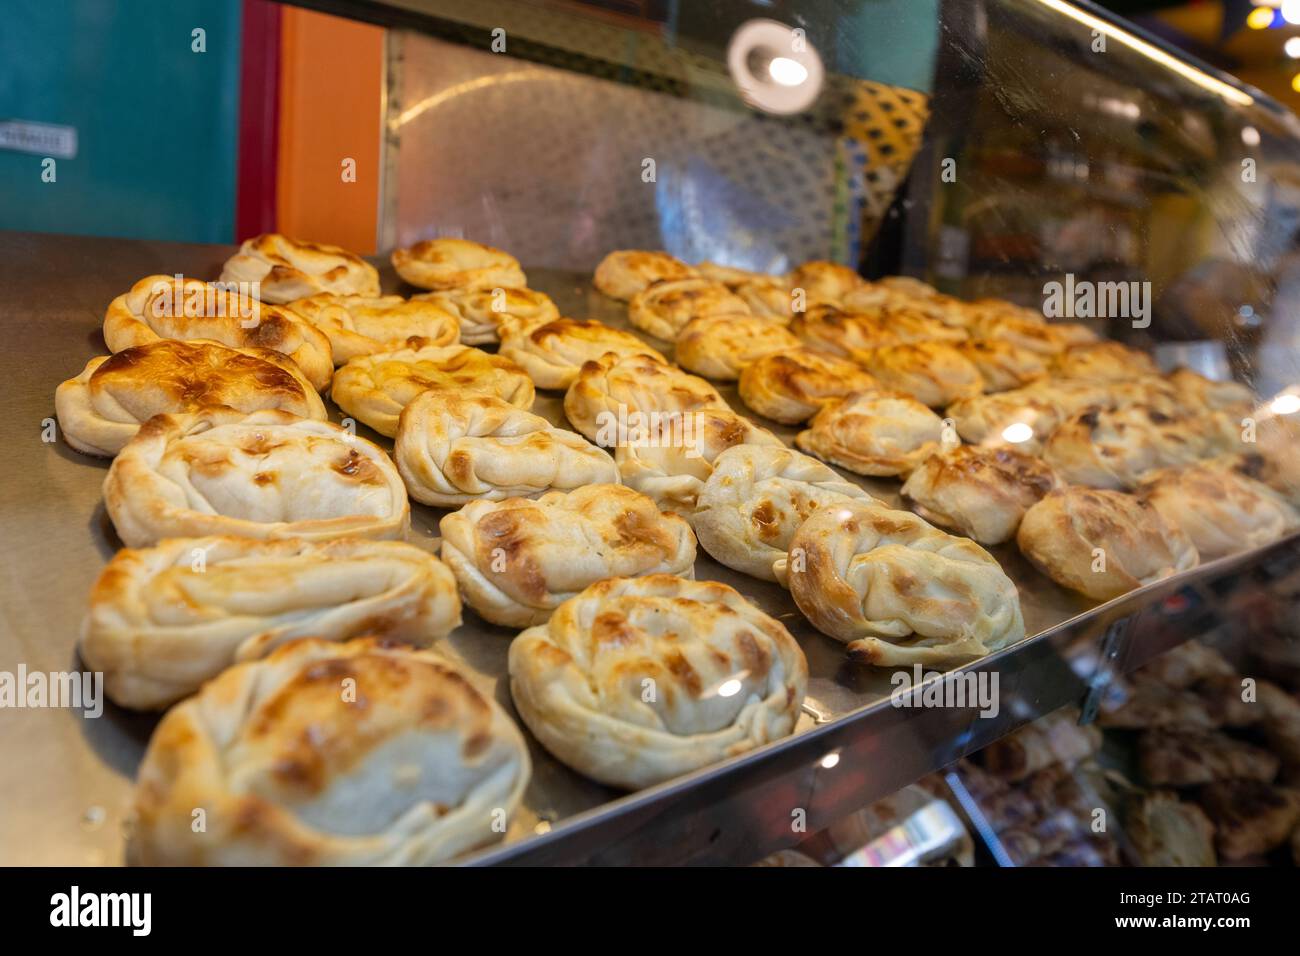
[790,303,965,357]
[129,637,529,865]
[507,574,806,789]
[285,293,459,363]
[901,445,1060,545]
[972,314,1096,355]
[626,278,748,340]
[104,274,335,391]
[414,286,557,345]
[856,341,985,408]
[943,388,1064,454]
[390,238,525,291]
[1016,487,1198,600]
[787,260,865,304]
[562,351,729,443]
[1043,406,1209,489]
[497,316,664,390]
[956,339,1049,392]
[737,348,878,424]
[795,390,944,477]
[777,500,1025,666]
[1051,341,1159,381]
[594,250,699,302]
[55,340,326,457]
[674,314,801,381]
[219,233,380,303]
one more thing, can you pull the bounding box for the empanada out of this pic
[626,278,749,340]
[775,500,1025,665]
[286,293,458,363]
[900,445,1060,545]
[104,274,334,391]
[956,340,1049,392]
[795,390,945,477]
[843,281,969,328]
[789,304,900,356]
[219,233,380,303]
[1051,341,1159,381]
[331,344,534,438]
[393,391,618,506]
[972,314,1095,355]
[103,410,409,547]
[787,259,865,304]
[82,537,460,709]
[563,351,729,443]
[943,388,1064,454]
[440,484,696,627]
[414,286,558,345]
[1137,461,1298,559]
[695,261,775,287]
[674,314,801,381]
[1016,487,1198,600]
[1168,366,1255,412]
[55,340,326,457]
[733,277,795,320]
[594,250,699,301]
[856,341,984,407]
[737,348,878,424]
[390,237,526,291]
[129,637,529,865]
[1043,407,1208,489]
[614,407,783,515]
[497,315,664,390]
[508,575,807,789]
[694,444,874,581]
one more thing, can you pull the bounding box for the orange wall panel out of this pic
[276,8,383,254]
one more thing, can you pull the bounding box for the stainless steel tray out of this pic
[2,230,1295,866]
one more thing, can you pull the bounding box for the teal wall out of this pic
[0,0,242,242]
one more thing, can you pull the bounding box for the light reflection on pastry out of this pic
[674,314,801,381]
[286,293,459,363]
[856,341,984,408]
[944,388,1064,454]
[507,574,807,789]
[626,278,749,340]
[391,237,526,291]
[497,315,664,390]
[55,340,326,457]
[900,445,1060,545]
[414,286,558,346]
[331,344,534,437]
[219,233,380,303]
[1016,486,1198,600]
[738,348,878,425]
[775,500,1025,666]
[439,484,696,627]
[393,391,617,506]
[796,390,945,477]
[594,250,699,301]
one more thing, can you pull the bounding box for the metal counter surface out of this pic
[1,231,1292,866]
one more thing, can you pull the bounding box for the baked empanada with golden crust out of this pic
[391,237,525,291]
[219,233,380,303]
[594,250,699,302]
[795,390,944,477]
[737,348,878,424]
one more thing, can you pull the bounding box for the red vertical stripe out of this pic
[235,0,282,241]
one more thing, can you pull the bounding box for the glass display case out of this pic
[2,0,1298,868]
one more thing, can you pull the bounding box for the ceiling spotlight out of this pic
[768,56,809,87]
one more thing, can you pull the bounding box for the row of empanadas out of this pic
[82,536,460,709]
[331,344,534,437]
[440,484,696,627]
[393,392,617,506]
[56,339,326,457]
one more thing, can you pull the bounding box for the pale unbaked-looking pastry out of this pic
[81,537,461,710]
[563,351,729,443]
[614,407,783,516]
[775,500,1025,666]
[414,286,558,346]
[1016,487,1198,600]
[391,237,526,291]
[957,340,1050,392]
[103,410,410,547]
[674,314,801,381]
[219,233,381,303]
[944,388,1064,454]
[857,342,985,408]
[694,444,874,582]
[1043,406,1208,490]
[104,274,334,391]
[393,391,618,506]
[508,574,807,789]
[331,344,534,438]
[440,484,696,627]
[1137,461,1299,560]
[128,637,530,865]
[737,348,878,425]
[285,293,459,363]
[900,445,1060,545]
[626,278,749,340]
[55,340,326,457]
[1051,341,1159,381]
[496,315,664,390]
[796,390,945,477]
[593,250,699,301]
[787,259,865,304]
